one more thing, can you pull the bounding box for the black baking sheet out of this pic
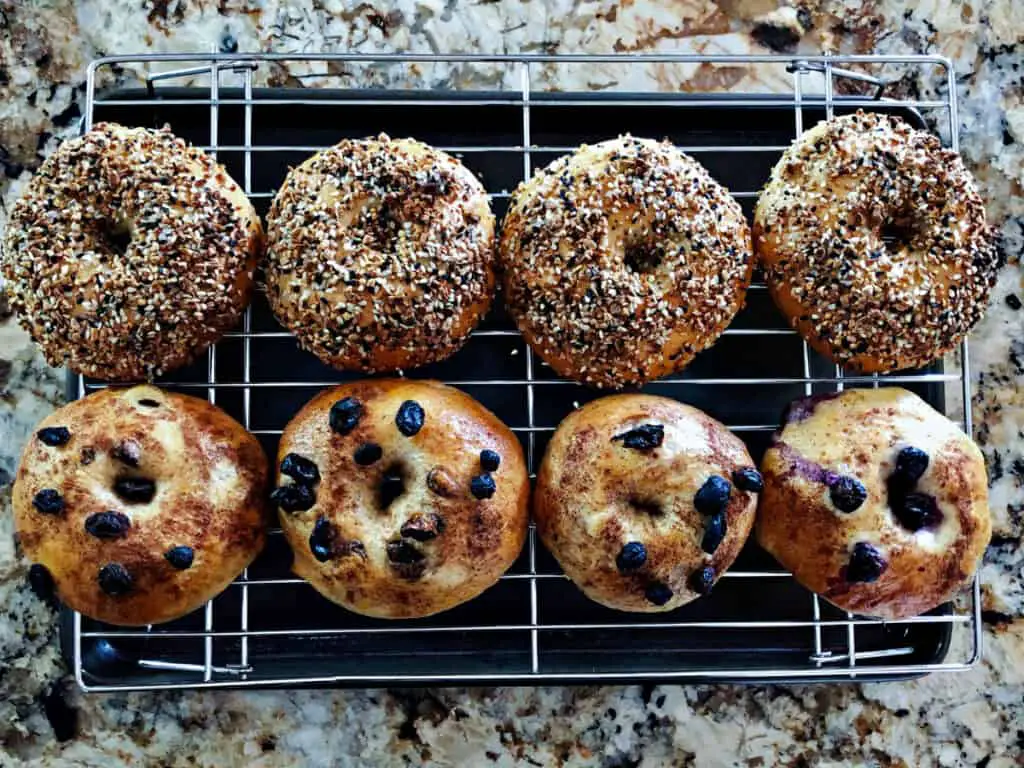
[61,88,951,687]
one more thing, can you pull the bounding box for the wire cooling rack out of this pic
[65,52,982,691]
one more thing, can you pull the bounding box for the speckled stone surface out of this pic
[0,1,1022,766]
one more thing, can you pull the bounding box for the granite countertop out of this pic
[1,1,1022,766]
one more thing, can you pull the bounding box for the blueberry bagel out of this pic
[273,379,529,618]
[755,111,998,373]
[265,134,496,373]
[1,122,262,381]
[12,385,268,626]
[758,387,990,619]
[535,395,759,612]
[499,135,753,389]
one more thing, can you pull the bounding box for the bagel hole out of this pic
[369,203,403,253]
[378,463,407,510]
[880,216,920,252]
[628,496,663,516]
[102,222,133,256]
[624,242,665,274]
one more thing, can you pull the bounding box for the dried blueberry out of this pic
[98,563,133,596]
[28,564,56,603]
[80,447,96,465]
[894,447,929,484]
[379,471,405,508]
[313,524,365,561]
[893,492,942,532]
[354,443,383,466]
[396,400,425,436]
[387,540,426,579]
[470,473,496,500]
[426,467,458,497]
[829,476,867,513]
[846,542,887,583]
[280,453,320,485]
[329,397,363,435]
[480,449,501,472]
[84,511,131,539]
[164,546,194,570]
[401,513,446,541]
[270,483,316,513]
[113,477,156,504]
[694,475,731,516]
[644,581,674,606]
[387,540,424,564]
[309,517,336,562]
[611,424,664,451]
[688,566,716,595]
[615,542,647,572]
[37,427,70,446]
[701,512,727,554]
[32,488,64,515]
[110,440,141,467]
[732,467,764,493]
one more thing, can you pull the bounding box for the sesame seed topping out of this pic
[0,122,261,381]
[754,111,998,373]
[498,135,752,389]
[264,134,495,372]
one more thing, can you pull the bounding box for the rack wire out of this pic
[68,52,982,691]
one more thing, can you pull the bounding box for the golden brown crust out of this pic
[757,387,991,620]
[275,379,529,619]
[265,135,496,373]
[12,385,269,626]
[499,135,753,389]
[0,122,263,381]
[754,111,998,374]
[535,394,758,612]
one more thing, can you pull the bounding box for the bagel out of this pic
[754,111,998,373]
[1,122,262,381]
[499,135,753,389]
[12,385,268,626]
[273,379,529,618]
[265,135,496,373]
[758,387,990,619]
[535,394,759,612]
